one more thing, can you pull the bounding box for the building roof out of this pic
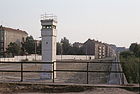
[84,38,101,44]
[0,25,28,35]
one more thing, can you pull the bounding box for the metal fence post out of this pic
[122,73,124,84]
[87,62,89,84]
[21,62,23,82]
[53,62,54,83]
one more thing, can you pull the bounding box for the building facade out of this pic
[0,25,28,57]
[82,39,116,59]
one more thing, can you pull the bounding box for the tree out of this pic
[120,43,140,83]
[67,46,84,55]
[58,37,85,55]
[56,42,61,55]
[129,43,140,57]
[6,42,21,57]
[20,42,26,55]
[61,37,71,55]
[24,36,35,54]
[120,51,134,59]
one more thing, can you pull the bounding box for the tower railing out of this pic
[41,14,57,21]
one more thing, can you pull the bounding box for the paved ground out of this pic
[108,57,128,85]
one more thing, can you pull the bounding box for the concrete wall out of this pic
[57,55,95,60]
[0,58,15,62]
[0,55,95,62]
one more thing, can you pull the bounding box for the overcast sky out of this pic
[0,0,140,47]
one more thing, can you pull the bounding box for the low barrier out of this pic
[0,55,95,62]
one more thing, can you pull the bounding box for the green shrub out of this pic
[120,56,140,83]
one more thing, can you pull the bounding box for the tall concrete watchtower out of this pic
[40,14,57,79]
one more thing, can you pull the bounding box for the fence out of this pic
[0,61,125,84]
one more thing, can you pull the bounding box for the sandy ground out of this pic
[17,89,138,94]
[0,61,139,94]
[0,62,111,84]
[0,83,139,94]
[58,88,138,94]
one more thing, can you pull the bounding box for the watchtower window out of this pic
[42,26,46,29]
[46,25,52,29]
[42,25,56,29]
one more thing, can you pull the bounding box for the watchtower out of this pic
[40,14,57,79]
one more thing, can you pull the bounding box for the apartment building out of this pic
[82,39,116,59]
[0,25,28,57]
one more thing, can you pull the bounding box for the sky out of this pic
[0,0,140,48]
